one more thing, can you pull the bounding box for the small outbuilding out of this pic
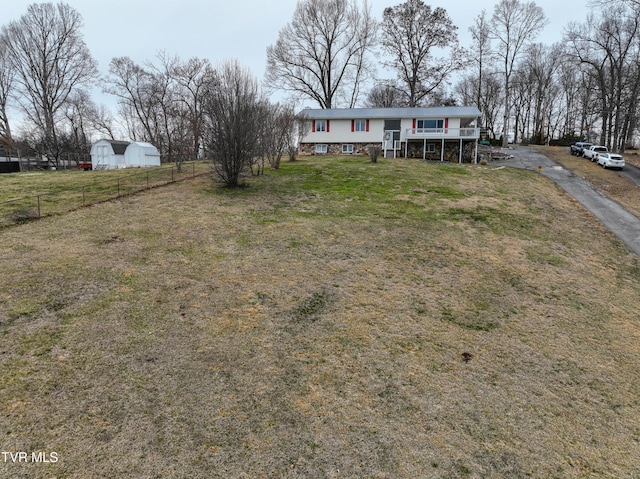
[124,142,161,168]
[90,140,161,170]
[90,139,130,170]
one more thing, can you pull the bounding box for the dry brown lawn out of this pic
[1,157,640,478]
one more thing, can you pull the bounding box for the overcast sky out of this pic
[4,0,589,109]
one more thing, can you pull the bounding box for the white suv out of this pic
[596,152,625,169]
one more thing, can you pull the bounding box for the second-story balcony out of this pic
[405,127,481,139]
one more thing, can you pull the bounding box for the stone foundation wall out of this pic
[405,141,477,163]
[299,141,477,163]
[299,143,381,156]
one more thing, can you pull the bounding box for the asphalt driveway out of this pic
[495,146,640,256]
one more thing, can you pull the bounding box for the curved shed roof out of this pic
[90,139,130,155]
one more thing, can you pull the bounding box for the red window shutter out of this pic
[312,121,315,133]
[445,118,449,128]
[366,119,369,132]
[327,120,330,132]
[413,118,416,129]
[351,120,354,132]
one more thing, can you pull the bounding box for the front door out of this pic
[384,119,401,150]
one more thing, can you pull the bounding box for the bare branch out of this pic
[265,0,377,108]
[0,2,98,164]
[489,0,546,146]
[380,0,468,107]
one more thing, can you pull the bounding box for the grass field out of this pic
[0,162,210,227]
[1,153,640,478]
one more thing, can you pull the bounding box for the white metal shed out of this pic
[90,140,161,169]
[90,139,130,170]
[124,142,161,168]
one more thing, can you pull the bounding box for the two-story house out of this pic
[299,106,482,163]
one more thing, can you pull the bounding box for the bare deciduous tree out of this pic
[265,0,377,108]
[172,57,215,164]
[591,0,640,9]
[258,103,299,171]
[365,83,404,108]
[455,72,502,140]
[286,112,310,162]
[522,43,564,144]
[89,105,118,141]
[61,89,95,165]
[0,2,98,166]
[146,53,180,165]
[566,4,640,150]
[106,57,162,146]
[0,39,14,142]
[380,0,467,107]
[203,60,265,187]
[469,10,492,121]
[489,0,546,146]
[106,53,217,170]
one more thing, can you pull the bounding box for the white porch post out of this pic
[459,139,462,163]
[383,134,387,158]
[423,138,426,160]
[440,139,444,162]
[474,139,478,164]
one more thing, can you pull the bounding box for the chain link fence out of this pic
[1,162,210,228]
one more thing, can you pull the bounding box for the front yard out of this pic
[1,156,639,478]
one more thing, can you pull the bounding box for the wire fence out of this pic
[0,162,210,228]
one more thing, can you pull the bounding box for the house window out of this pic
[315,120,327,132]
[426,143,436,153]
[417,119,444,129]
[316,144,328,154]
[352,119,369,132]
[342,144,354,154]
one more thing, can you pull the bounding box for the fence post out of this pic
[171,167,174,182]
[82,186,86,207]
[192,162,195,177]
[37,195,41,218]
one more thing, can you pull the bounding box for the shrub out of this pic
[368,145,381,163]
[9,208,39,224]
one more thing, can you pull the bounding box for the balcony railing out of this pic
[405,127,480,139]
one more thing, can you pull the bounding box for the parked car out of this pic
[570,141,592,156]
[583,145,608,161]
[596,152,625,169]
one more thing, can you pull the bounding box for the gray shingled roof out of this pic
[297,106,481,119]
